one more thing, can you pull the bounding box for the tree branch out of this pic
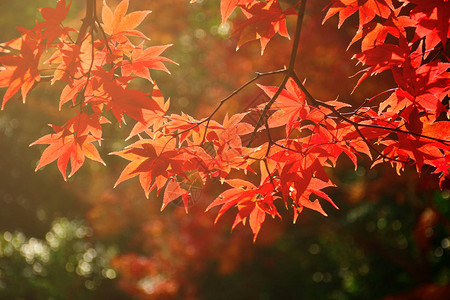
[246,0,307,147]
[290,72,450,147]
[170,69,287,139]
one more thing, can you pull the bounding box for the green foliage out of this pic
[0,218,126,300]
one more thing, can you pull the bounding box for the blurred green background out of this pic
[0,0,449,299]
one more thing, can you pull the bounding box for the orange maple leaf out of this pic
[220,0,253,25]
[121,43,178,82]
[102,0,151,40]
[31,127,105,181]
[0,37,41,109]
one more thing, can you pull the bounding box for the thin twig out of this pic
[290,72,450,146]
[170,69,287,139]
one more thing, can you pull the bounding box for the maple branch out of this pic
[246,76,290,147]
[170,69,287,140]
[263,158,277,190]
[290,73,450,145]
[287,0,306,72]
[352,120,411,165]
[290,73,409,164]
[77,0,96,44]
[95,18,112,54]
[289,73,450,167]
[246,0,307,147]
[264,117,274,158]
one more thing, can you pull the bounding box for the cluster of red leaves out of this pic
[0,0,449,241]
[112,0,450,241]
[0,0,175,181]
[325,0,450,179]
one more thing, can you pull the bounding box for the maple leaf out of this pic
[112,136,188,198]
[233,0,295,54]
[381,56,450,119]
[162,178,190,213]
[323,0,394,28]
[206,179,280,241]
[163,113,204,144]
[422,121,450,142]
[46,39,98,85]
[46,43,83,84]
[197,113,254,178]
[77,69,162,124]
[220,0,253,25]
[30,126,105,181]
[218,113,254,148]
[403,0,450,51]
[121,43,178,82]
[39,0,71,26]
[127,84,170,140]
[36,0,73,46]
[109,88,161,124]
[299,122,356,168]
[258,78,309,135]
[102,0,151,40]
[0,37,41,109]
[352,42,408,91]
[348,13,416,51]
[279,158,337,222]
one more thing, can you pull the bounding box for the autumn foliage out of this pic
[0,0,449,244]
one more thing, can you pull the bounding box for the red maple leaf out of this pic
[348,12,416,51]
[78,69,163,124]
[206,179,280,241]
[258,78,309,135]
[111,136,187,198]
[404,0,450,51]
[323,0,394,28]
[278,157,337,222]
[233,0,295,54]
[220,0,253,25]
